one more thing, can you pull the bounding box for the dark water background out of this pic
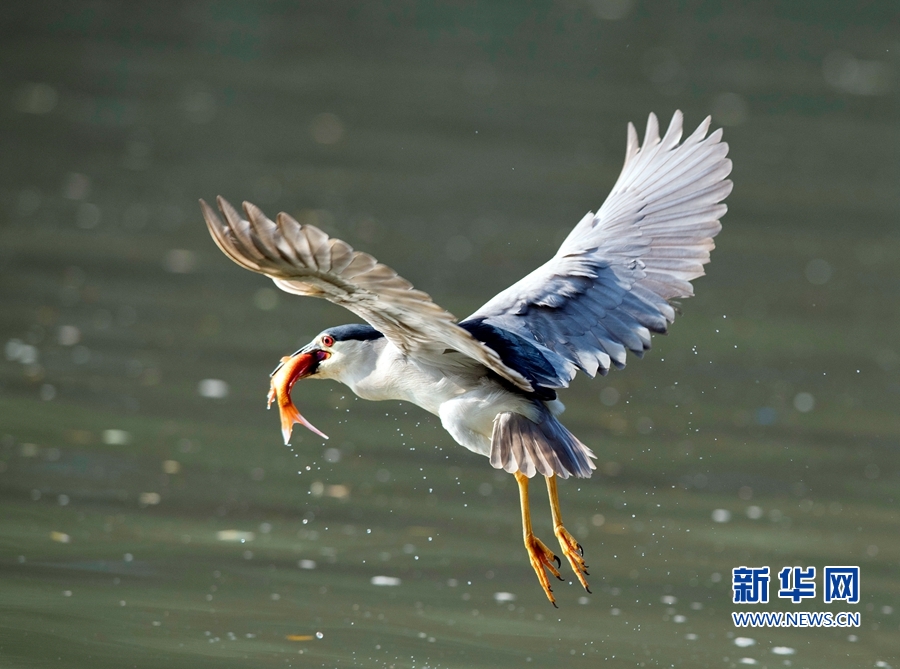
[1,2,898,667]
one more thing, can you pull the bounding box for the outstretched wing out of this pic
[201,196,532,391]
[467,110,731,387]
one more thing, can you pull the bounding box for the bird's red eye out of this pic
[322,335,334,347]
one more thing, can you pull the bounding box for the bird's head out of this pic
[267,324,384,444]
[277,324,384,383]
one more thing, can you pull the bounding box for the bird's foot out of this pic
[554,524,591,593]
[524,533,563,607]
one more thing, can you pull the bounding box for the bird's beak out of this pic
[267,348,330,444]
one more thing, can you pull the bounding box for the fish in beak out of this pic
[267,348,330,444]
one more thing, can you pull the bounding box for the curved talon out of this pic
[524,533,563,605]
[554,555,561,568]
[553,524,591,594]
[585,586,592,594]
[545,475,592,597]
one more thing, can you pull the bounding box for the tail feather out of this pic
[490,409,596,479]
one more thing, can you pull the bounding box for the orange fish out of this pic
[267,350,329,443]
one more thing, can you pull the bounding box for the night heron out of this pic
[201,110,731,605]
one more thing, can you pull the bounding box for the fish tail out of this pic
[278,399,328,444]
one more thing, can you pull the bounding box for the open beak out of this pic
[267,349,329,444]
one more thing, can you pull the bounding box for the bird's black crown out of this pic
[325,324,384,342]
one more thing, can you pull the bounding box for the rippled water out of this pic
[1,3,898,668]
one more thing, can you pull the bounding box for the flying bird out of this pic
[201,110,731,605]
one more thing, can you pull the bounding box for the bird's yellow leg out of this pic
[515,471,563,606]
[546,474,591,593]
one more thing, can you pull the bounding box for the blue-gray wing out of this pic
[467,110,731,388]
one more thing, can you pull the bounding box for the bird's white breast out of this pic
[327,340,537,457]
[343,341,470,412]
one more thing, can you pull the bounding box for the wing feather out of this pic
[202,197,533,391]
[277,212,318,268]
[467,110,730,385]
